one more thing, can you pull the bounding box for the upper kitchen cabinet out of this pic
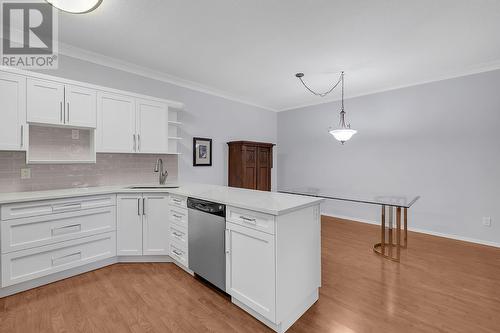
[64,85,97,128]
[96,92,136,153]
[0,72,26,151]
[136,99,169,154]
[27,78,97,128]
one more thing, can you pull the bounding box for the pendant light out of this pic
[45,0,103,14]
[295,71,357,144]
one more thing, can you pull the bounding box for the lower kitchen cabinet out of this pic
[117,193,169,256]
[225,222,276,321]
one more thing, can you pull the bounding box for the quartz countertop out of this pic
[0,183,323,216]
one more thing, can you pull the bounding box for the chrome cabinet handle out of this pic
[51,251,81,266]
[172,198,181,203]
[137,198,140,216]
[52,203,82,212]
[67,102,70,123]
[60,102,63,123]
[172,231,183,237]
[133,134,136,151]
[239,215,257,224]
[172,249,182,256]
[172,213,182,219]
[143,198,146,215]
[20,125,24,148]
[137,134,141,151]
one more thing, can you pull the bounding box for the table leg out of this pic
[396,207,401,262]
[381,205,385,256]
[388,206,393,259]
[404,207,408,248]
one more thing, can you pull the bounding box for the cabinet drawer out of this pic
[169,224,187,247]
[1,195,116,221]
[226,206,275,235]
[170,241,188,267]
[1,206,116,253]
[169,195,187,209]
[169,207,188,228]
[1,232,116,287]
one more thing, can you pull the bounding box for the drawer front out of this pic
[226,206,275,235]
[169,195,187,209]
[1,195,116,221]
[1,232,116,287]
[170,241,188,267]
[169,224,187,247]
[1,206,116,253]
[169,207,188,228]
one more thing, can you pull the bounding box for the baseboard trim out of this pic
[323,213,500,249]
[117,255,173,263]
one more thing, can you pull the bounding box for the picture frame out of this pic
[193,137,212,166]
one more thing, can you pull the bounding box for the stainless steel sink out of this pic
[127,185,180,189]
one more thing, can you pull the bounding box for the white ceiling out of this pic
[57,0,500,111]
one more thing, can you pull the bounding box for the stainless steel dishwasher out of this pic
[187,197,226,291]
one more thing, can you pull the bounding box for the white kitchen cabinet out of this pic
[142,194,170,255]
[136,99,169,153]
[117,193,169,256]
[0,72,26,151]
[27,78,64,125]
[64,85,97,128]
[27,78,97,128]
[96,92,136,153]
[226,222,276,322]
[116,194,143,256]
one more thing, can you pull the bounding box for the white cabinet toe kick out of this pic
[0,189,322,333]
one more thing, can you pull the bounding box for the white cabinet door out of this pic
[96,92,136,153]
[0,72,26,151]
[117,194,143,256]
[27,78,64,125]
[226,222,276,322]
[65,85,97,128]
[142,194,169,255]
[136,99,168,153]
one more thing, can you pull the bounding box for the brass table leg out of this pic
[373,206,404,262]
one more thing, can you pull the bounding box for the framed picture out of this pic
[193,137,212,166]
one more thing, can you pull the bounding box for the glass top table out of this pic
[278,187,420,262]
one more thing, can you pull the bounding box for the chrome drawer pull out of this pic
[172,214,182,219]
[52,203,82,213]
[172,249,183,256]
[51,224,81,236]
[51,251,82,266]
[172,231,183,237]
[172,198,182,203]
[239,215,257,224]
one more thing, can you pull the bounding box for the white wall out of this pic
[278,70,500,246]
[40,55,278,189]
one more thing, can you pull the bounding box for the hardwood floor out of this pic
[1,216,499,332]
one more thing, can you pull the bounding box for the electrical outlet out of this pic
[20,168,31,179]
[71,129,80,140]
[482,217,492,227]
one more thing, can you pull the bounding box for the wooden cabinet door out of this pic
[242,146,257,189]
[226,222,276,322]
[65,85,97,128]
[136,99,168,153]
[0,72,26,151]
[96,92,136,153]
[256,147,271,191]
[117,194,143,256]
[27,78,64,125]
[142,194,169,255]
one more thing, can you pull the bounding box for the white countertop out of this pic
[0,183,323,215]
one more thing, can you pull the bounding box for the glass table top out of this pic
[278,187,420,208]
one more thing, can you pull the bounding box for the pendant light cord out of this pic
[295,72,343,98]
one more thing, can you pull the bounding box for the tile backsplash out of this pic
[0,152,178,193]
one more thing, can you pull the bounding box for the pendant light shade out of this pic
[329,128,357,143]
[45,0,103,13]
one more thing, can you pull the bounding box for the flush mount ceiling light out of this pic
[45,0,103,14]
[295,71,357,144]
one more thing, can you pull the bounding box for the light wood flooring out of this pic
[0,216,499,332]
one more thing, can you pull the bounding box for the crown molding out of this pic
[278,59,500,112]
[57,42,277,112]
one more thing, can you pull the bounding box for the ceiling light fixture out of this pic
[45,0,103,14]
[295,71,357,144]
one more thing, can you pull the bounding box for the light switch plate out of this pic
[20,168,31,179]
[482,217,492,227]
[72,129,80,140]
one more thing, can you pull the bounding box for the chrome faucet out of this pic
[154,158,169,185]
